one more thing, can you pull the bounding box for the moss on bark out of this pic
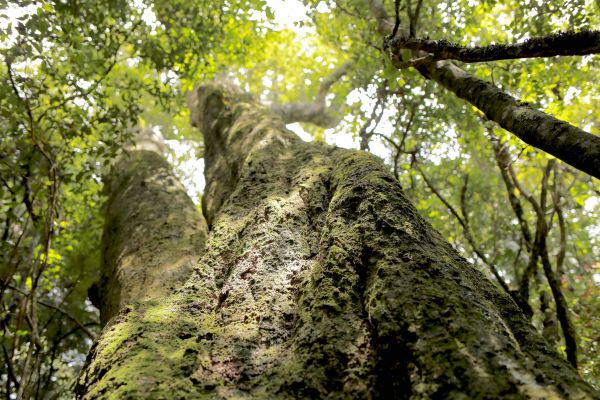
[77,84,599,399]
[96,149,208,324]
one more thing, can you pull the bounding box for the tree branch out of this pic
[368,0,600,178]
[8,285,96,340]
[490,135,533,249]
[538,160,578,368]
[1,342,19,392]
[359,88,387,150]
[416,166,512,297]
[368,0,397,37]
[506,159,578,367]
[393,54,435,69]
[417,61,600,179]
[391,30,600,63]
[388,0,401,42]
[271,61,352,128]
[551,164,567,276]
[408,0,424,38]
[316,61,352,103]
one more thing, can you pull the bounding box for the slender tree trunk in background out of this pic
[76,85,597,399]
[77,131,208,395]
[90,132,208,326]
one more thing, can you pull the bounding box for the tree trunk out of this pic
[90,133,208,326]
[76,85,598,399]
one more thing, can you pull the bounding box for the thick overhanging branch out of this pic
[391,30,600,63]
[367,0,600,179]
[271,61,352,128]
[417,61,600,178]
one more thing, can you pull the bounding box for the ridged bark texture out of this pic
[76,85,598,399]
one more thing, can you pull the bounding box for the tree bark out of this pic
[88,131,208,326]
[76,86,598,399]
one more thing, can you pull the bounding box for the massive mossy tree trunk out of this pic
[76,85,598,399]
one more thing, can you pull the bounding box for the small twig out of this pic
[416,166,512,296]
[8,285,96,340]
[393,54,435,69]
[388,0,401,43]
[551,164,566,275]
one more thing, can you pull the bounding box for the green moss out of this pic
[98,149,207,325]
